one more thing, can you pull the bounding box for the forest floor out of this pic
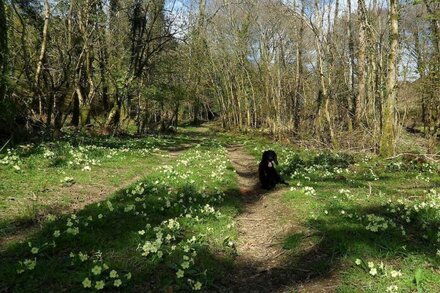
[0,125,439,292]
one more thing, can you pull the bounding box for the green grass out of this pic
[1,127,439,292]
[0,131,219,237]
[0,133,241,292]
[243,137,440,293]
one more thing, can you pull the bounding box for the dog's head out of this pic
[262,150,278,167]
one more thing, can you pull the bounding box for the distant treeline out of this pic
[0,0,438,155]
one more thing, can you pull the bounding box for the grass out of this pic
[1,126,439,292]
[0,131,214,238]
[243,137,440,292]
[0,131,241,291]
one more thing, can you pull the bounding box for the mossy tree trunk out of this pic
[380,0,399,157]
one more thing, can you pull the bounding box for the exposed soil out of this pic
[224,145,339,293]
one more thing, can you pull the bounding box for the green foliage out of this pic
[282,232,304,251]
[280,153,305,175]
[1,129,440,292]
[242,133,440,292]
[311,152,354,170]
[0,127,240,292]
[414,268,424,292]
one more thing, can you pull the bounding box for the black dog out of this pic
[258,150,288,190]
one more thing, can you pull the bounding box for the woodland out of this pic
[0,0,438,154]
[0,0,440,292]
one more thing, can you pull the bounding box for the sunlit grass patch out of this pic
[0,132,213,238]
[1,128,439,291]
[0,139,240,291]
[242,136,440,292]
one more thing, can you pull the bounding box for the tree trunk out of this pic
[380,0,399,157]
[35,0,50,116]
[71,93,80,127]
[356,0,367,127]
[423,0,440,153]
[76,88,91,127]
[0,0,7,101]
[347,0,355,131]
[293,0,305,138]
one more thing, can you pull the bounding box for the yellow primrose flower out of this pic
[386,285,398,293]
[31,247,39,254]
[125,272,132,280]
[114,279,122,287]
[82,278,92,288]
[24,258,36,270]
[355,259,361,265]
[95,280,105,290]
[92,265,102,275]
[110,270,119,278]
[194,281,202,290]
[78,252,88,262]
[176,269,184,278]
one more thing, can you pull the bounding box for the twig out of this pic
[272,250,286,259]
[0,137,12,153]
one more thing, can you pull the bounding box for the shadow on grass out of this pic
[2,143,438,292]
[214,147,439,291]
[0,127,231,247]
[211,202,440,292]
[0,172,244,292]
[2,194,437,292]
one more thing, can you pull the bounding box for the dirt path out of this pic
[225,146,338,293]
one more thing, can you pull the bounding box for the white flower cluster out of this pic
[354,258,403,292]
[338,188,353,199]
[67,146,101,171]
[385,189,440,243]
[365,214,396,232]
[76,253,131,290]
[416,172,430,183]
[131,146,232,290]
[0,148,22,171]
[61,176,75,186]
[42,148,55,159]
[302,186,316,197]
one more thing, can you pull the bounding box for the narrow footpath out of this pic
[224,145,338,292]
